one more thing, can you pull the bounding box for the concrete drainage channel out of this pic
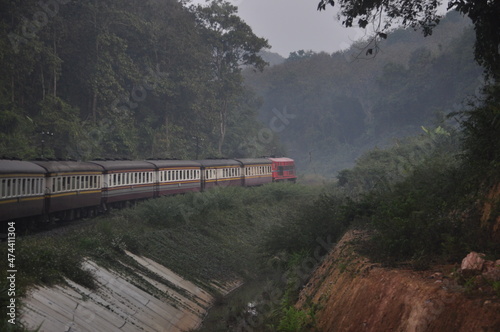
[21,252,242,332]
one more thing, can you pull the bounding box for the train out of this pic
[0,157,296,223]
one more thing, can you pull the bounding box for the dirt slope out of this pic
[296,230,500,332]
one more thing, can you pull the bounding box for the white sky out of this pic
[189,0,368,57]
[189,0,450,57]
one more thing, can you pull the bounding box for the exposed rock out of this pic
[460,251,485,277]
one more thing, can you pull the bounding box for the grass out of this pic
[0,182,321,330]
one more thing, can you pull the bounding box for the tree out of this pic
[317,0,500,78]
[194,0,269,155]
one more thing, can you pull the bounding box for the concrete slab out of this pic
[21,256,221,332]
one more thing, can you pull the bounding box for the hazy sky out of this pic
[190,0,368,57]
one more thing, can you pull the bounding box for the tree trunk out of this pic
[41,64,45,101]
[217,99,228,156]
[53,36,57,97]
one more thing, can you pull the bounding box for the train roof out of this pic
[88,160,155,171]
[145,160,201,168]
[197,159,242,167]
[0,159,47,175]
[267,157,295,163]
[32,160,104,174]
[234,158,272,166]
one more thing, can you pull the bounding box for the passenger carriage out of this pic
[0,160,46,222]
[31,160,103,220]
[145,160,202,196]
[198,159,243,190]
[235,158,273,187]
[88,160,155,207]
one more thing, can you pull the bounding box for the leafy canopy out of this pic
[318,0,500,77]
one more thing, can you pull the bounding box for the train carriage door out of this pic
[201,165,206,191]
[101,172,109,205]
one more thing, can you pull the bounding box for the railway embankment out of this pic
[2,183,313,331]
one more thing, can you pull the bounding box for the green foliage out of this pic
[262,192,356,257]
[277,307,313,332]
[13,237,95,289]
[318,0,500,78]
[0,0,276,160]
[460,83,500,183]
[337,126,460,196]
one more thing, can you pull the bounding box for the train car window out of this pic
[1,179,5,198]
[9,179,13,197]
[11,179,16,197]
[27,179,31,195]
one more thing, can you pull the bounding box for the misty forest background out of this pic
[0,0,484,178]
[3,1,500,330]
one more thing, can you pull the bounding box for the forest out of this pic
[245,11,483,176]
[0,0,279,160]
